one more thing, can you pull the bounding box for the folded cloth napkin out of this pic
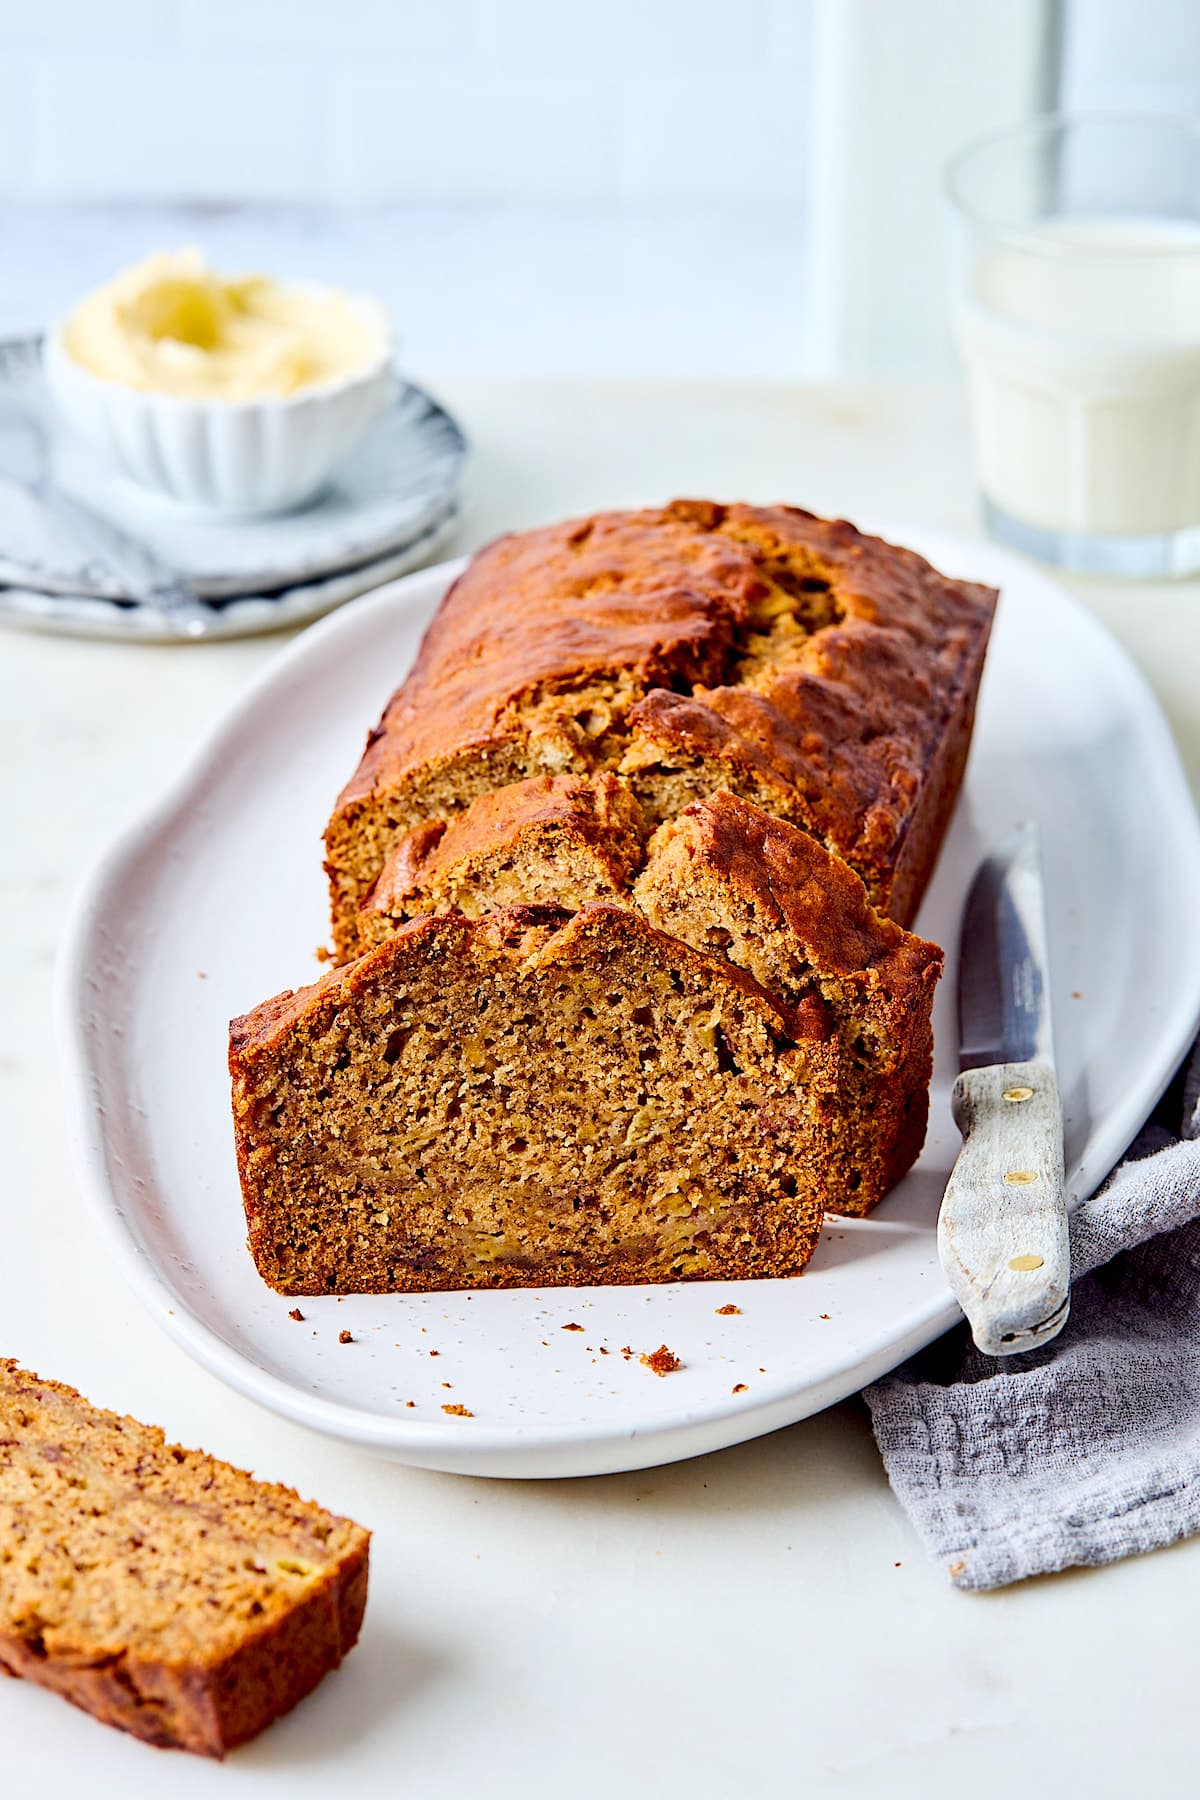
[864,1039,1200,1591]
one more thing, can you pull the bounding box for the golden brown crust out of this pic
[637,789,937,984]
[0,1360,369,1757]
[333,503,767,816]
[325,501,995,956]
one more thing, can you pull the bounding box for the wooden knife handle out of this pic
[937,1060,1070,1357]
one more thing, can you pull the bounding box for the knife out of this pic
[937,824,1070,1357]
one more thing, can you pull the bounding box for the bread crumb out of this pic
[429,1349,440,1357]
[441,1382,452,1389]
[195,970,208,980]
[338,1329,353,1344]
[561,1322,584,1331]
[894,1561,902,1568]
[949,1559,967,1579]
[405,1400,415,1408]
[315,944,333,964]
[598,1345,609,1355]
[715,1303,741,1316]
[620,1345,634,1360]
[641,1344,682,1376]
[819,1313,830,1321]
[288,1308,304,1322]
[441,1403,474,1418]
[732,1383,748,1395]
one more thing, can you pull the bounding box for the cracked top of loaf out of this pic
[325,501,996,953]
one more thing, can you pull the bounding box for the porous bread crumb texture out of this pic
[0,1360,369,1758]
[231,904,830,1294]
[326,500,996,962]
[360,771,646,950]
[231,502,989,1296]
[631,790,943,1213]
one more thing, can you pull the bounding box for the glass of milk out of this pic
[947,115,1200,577]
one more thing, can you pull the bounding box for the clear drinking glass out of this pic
[946,114,1200,578]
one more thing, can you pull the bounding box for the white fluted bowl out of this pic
[44,313,396,517]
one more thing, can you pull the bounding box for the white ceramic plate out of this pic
[0,503,462,644]
[57,532,1200,1478]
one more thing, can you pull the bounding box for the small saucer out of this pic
[0,335,468,626]
[0,501,462,642]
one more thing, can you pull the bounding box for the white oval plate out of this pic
[56,532,1200,1478]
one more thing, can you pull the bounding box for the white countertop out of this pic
[3,376,1199,1799]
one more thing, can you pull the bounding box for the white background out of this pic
[0,0,1194,208]
[0,0,1198,377]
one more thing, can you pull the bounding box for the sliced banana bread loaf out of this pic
[0,1360,369,1757]
[231,822,941,1293]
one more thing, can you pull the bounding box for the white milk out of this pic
[954,218,1200,537]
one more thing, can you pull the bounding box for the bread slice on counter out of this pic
[0,1359,369,1758]
[325,501,995,962]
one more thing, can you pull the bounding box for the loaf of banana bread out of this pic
[0,1359,368,1756]
[325,501,996,962]
[231,502,989,1294]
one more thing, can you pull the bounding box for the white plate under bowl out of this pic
[0,335,468,601]
[0,502,461,644]
[57,532,1200,1478]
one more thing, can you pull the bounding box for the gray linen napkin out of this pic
[864,1039,1200,1591]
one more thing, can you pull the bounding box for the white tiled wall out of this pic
[1,0,815,203]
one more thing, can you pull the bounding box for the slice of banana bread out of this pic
[349,783,942,1226]
[231,903,840,1294]
[0,1360,369,1757]
[325,502,996,960]
[231,834,941,1294]
[359,772,644,948]
[632,792,942,1214]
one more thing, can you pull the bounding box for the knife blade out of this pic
[936,824,1070,1356]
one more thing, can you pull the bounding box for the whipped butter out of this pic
[60,249,386,402]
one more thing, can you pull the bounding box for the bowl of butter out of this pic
[45,249,395,515]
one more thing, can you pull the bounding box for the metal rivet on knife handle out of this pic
[1004,1169,1038,1184]
[1008,1254,1045,1271]
[1002,1086,1034,1102]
